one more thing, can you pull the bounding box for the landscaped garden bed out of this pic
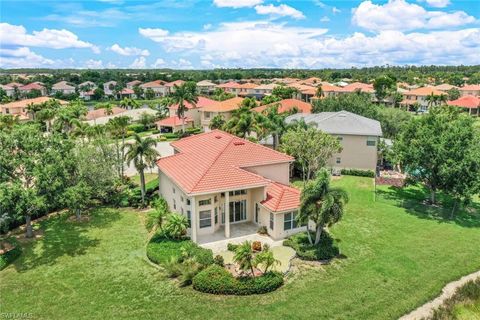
[283,231,340,261]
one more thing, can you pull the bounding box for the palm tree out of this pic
[26,102,42,120]
[125,134,160,206]
[209,114,226,130]
[264,106,287,150]
[164,214,188,239]
[223,105,256,138]
[298,168,349,245]
[315,85,324,98]
[234,241,256,276]
[169,82,198,132]
[108,116,131,178]
[253,245,280,273]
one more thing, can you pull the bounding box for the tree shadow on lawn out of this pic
[376,186,480,228]
[12,208,122,272]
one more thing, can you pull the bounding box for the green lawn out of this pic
[455,300,480,320]
[130,173,157,186]
[1,177,479,319]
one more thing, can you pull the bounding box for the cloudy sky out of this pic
[1,0,479,69]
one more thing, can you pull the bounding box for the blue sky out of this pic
[1,0,479,69]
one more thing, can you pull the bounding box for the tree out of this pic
[164,213,188,239]
[36,99,61,133]
[253,245,279,273]
[133,85,144,99]
[151,197,169,230]
[393,106,479,205]
[169,82,198,132]
[312,93,379,120]
[281,126,342,184]
[145,88,156,100]
[373,75,396,101]
[209,114,225,130]
[125,134,160,206]
[377,107,412,139]
[54,100,88,134]
[26,102,43,120]
[138,112,156,130]
[92,87,104,100]
[223,105,257,138]
[447,88,460,101]
[271,85,298,99]
[108,116,131,178]
[264,105,288,150]
[261,95,281,105]
[315,85,324,98]
[62,182,92,221]
[299,169,349,245]
[119,98,139,110]
[233,241,255,276]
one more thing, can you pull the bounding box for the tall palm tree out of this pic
[125,134,160,206]
[298,168,349,245]
[108,116,131,178]
[119,98,139,110]
[169,82,198,132]
[264,105,287,150]
[223,105,256,138]
[315,85,324,98]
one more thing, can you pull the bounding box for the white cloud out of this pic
[213,0,263,8]
[0,47,55,68]
[203,24,212,30]
[85,59,104,69]
[110,43,150,56]
[171,58,193,69]
[422,0,450,8]
[332,7,341,14]
[130,56,147,68]
[138,28,170,41]
[152,58,166,68]
[0,23,98,52]
[254,4,305,19]
[320,16,330,22]
[352,0,476,32]
[314,0,326,8]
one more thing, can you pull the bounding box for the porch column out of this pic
[225,192,230,238]
[191,198,197,243]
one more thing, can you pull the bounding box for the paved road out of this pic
[124,140,174,176]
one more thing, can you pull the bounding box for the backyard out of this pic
[1,176,479,319]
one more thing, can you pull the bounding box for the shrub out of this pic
[127,123,146,133]
[430,278,480,320]
[257,226,268,235]
[164,133,179,139]
[227,243,239,252]
[0,240,21,271]
[126,130,135,137]
[283,231,339,261]
[214,255,225,267]
[186,127,202,134]
[163,256,182,278]
[192,265,283,295]
[252,241,262,252]
[158,135,167,141]
[340,168,375,178]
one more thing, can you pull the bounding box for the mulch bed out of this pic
[0,241,15,255]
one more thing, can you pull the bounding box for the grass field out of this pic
[1,176,479,320]
[130,173,157,186]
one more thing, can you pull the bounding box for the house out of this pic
[459,84,480,97]
[103,81,117,96]
[298,77,322,86]
[196,80,216,94]
[285,111,382,171]
[165,80,185,94]
[140,80,167,97]
[156,116,194,133]
[0,97,67,120]
[200,97,244,131]
[447,95,480,116]
[168,96,218,126]
[51,81,76,95]
[18,82,47,96]
[237,83,258,97]
[250,83,278,98]
[0,84,14,97]
[252,99,312,114]
[401,87,446,109]
[118,88,135,99]
[337,82,375,95]
[216,81,241,94]
[126,80,142,90]
[434,84,458,92]
[85,107,126,121]
[78,81,96,90]
[156,130,304,243]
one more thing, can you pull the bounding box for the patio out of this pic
[197,222,284,253]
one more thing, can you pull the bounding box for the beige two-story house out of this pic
[200,97,244,131]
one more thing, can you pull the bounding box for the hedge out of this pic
[192,265,283,295]
[340,168,375,178]
[129,179,159,207]
[0,241,22,271]
[146,234,214,267]
[283,231,339,261]
[127,123,147,133]
[163,133,179,139]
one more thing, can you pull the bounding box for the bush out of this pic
[128,123,147,133]
[0,240,21,271]
[257,226,268,235]
[129,179,159,207]
[430,278,480,320]
[214,255,225,267]
[192,265,283,295]
[164,133,179,139]
[340,168,375,178]
[158,135,167,141]
[186,127,202,134]
[283,231,339,261]
[227,243,239,252]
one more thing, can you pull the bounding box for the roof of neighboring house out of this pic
[286,110,383,136]
[140,80,166,88]
[216,81,240,89]
[197,80,216,87]
[84,107,156,125]
[254,83,278,90]
[253,99,311,114]
[459,84,480,91]
[6,82,23,88]
[261,182,300,212]
[0,97,67,110]
[165,80,185,87]
[0,84,13,90]
[288,82,315,91]
[19,83,45,91]
[79,81,96,87]
[238,83,258,89]
[318,82,342,92]
[156,116,194,127]
[299,77,322,85]
[169,96,218,110]
[406,86,445,96]
[434,84,457,91]
[447,95,480,109]
[85,107,126,121]
[340,82,374,93]
[126,80,142,86]
[52,81,75,90]
[200,97,244,112]
[157,130,294,195]
[120,88,134,94]
[104,80,117,85]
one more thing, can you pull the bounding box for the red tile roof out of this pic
[140,80,166,88]
[165,80,185,87]
[340,82,374,93]
[447,95,480,109]
[156,116,194,127]
[19,83,45,91]
[156,130,293,195]
[216,81,240,89]
[85,107,126,121]
[200,97,244,112]
[406,87,445,96]
[261,182,300,212]
[120,88,134,94]
[169,96,218,110]
[252,99,311,114]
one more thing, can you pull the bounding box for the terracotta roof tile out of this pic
[169,96,218,110]
[261,182,300,212]
[447,95,480,109]
[252,99,311,114]
[200,97,244,112]
[156,116,194,127]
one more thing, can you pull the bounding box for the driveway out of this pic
[124,140,174,176]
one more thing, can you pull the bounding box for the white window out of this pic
[199,199,211,206]
[186,199,191,205]
[204,112,211,119]
[269,213,274,230]
[367,137,376,146]
[229,190,247,196]
[284,212,298,231]
[336,157,341,164]
[199,210,212,228]
[187,210,191,227]
[173,199,176,210]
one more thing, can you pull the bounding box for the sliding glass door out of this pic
[228,200,247,223]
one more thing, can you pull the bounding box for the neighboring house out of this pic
[216,81,241,94]
[447,95,480,116]
[250,83,278,98]
[252,99,312,114]
[18,82,47,96]
[165,80,185,94]
[0,84,14,97]
[237,83,258,97]
[337,82,375,98]
[401,87,446,109]
[196,80,216,94]
[84,108,157,125]
[118,88,135,99]
[0,97,67,120]
[200,97,244,131]
[103,81,117,96]
[156,116,194,133]
[78,81,97,100]
[434,84,458,92]
[156,130,303,243]
[285,111,383,171]
[459,84,480,97]
[140,80,167,97]
[51,81,76,95]
[298,77,322,86]
[168,96,218,126]
[85,107,126,121]
[126,80,142,89]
